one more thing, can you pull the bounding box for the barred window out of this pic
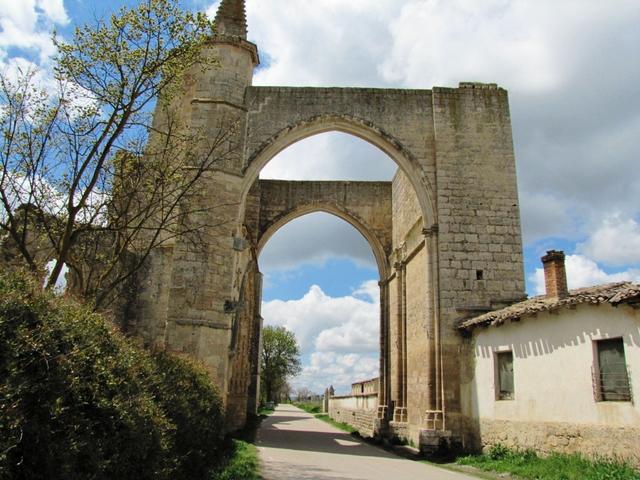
[496,351,514,400]
[594,338,632,402]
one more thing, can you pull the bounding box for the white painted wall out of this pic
[330,394,378,412]
[466,303,640,426]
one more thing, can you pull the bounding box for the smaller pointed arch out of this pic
[214,0,248,38]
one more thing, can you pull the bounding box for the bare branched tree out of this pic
[0,0,235,308]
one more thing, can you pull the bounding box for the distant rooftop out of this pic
[457,282,640,331]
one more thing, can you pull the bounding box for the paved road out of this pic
[256,404,478,480]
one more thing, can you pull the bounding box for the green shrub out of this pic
[212,440,260,480]
[152,352,225,480]
[294,401,322,414]
[488,444,510,460]
[0,271,225,480]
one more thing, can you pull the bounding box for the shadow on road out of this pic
[258,408,396,459]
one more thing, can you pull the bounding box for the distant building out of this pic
[458,251,640,464]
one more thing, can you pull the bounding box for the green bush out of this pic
[212,440,261,480]
[152,352,225,480]
[294,401,322,414]
[0,271,225,480]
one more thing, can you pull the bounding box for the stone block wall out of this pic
[328,394,379,438]
[386,84,525,446]
[256,180,393,262]
[479,419,640,467]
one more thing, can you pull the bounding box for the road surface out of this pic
[256,404,478,480]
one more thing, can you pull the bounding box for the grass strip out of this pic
[212,440,261,480]
[293,402,358,434]
[314,414,358,434]
[456,445,640,480]
[294,401,322,414]
[257,406,275,416]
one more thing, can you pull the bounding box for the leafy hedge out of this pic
[0,272,225,480]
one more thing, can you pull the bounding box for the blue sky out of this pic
[3,0,639,394]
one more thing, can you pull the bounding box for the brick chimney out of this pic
[541,250,568,299]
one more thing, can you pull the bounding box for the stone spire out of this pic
[214,0,248,38]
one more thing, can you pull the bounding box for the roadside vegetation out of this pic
[0,271,227,480]
[456,445,640,480]
[314,414,358,434]
[260,326,301,403]
[294,401,322,414]
[212,440,261,480]
[294,401,358,434]
[258,404,276,416]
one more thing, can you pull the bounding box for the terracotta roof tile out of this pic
[457,282,640,331]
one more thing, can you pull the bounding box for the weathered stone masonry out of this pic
[130,0,526,446]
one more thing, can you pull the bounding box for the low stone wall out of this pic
[388,421,410,442]
[328,394,378,438]
[479,419,640,467]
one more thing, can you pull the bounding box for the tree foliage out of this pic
[260,326,301,403]
[0,270,225,480]
[0,0,236,308]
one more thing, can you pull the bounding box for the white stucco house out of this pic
[458,250,640,465]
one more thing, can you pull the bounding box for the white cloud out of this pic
[381,0,559,92]
[262,283,379,352]
[262,281,380,393]
[243,0,402,88]
[519,191,580,244]
[0,0,69,64]
[294,351,379,395]
[530,254,640,296]
[352,279,380,303]
[259,212,377,272]
[259,132,396,182]
[36,0,68,25]
[577,216,640,267]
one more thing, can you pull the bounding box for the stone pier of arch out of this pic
[127,0,527,452]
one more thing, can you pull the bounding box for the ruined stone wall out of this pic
[244,87,437,189]
[329,394,379,438]
[386,85,525,446]
[433,84,525,437]
[387,272,399,409]
[225,262,261,431]
[257,180,393,264]
[351,378,379,396]
[134,25,525,441]
[133,35,260,403]
[389,170,432,444]
[404,247,430,434]
[390,170,422,248]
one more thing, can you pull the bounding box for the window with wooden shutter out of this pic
[496,351,514,400]
[593,338,632,402]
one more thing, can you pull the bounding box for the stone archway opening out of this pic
[234,128,434,433]
[240,118,437,230]
[249,130,400,413]
[258,212,382,403]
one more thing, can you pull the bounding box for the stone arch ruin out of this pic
[255,180,392,278]
[131,0,527,449]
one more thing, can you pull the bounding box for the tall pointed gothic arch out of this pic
[132,0,526,449]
